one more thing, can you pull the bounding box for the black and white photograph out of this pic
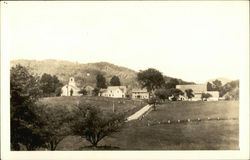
[1,1,249,160]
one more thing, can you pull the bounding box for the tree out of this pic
[96,74,107,89]
[110,76,121,86]
[207,82,213,91]
[148,97,160,111]
[78,88,88,95]
[167,88,184,101]
[212,79,222,90]
[155,88,169,102]
[93,88,100,96]
[71,103,124,148]
[55,87,62,96]
[35,105,73,150]
[220,80,239,98]
[185,89,194,99]
[10,65,44,150]
[137,68,165,95]
[164,78,179,89]
[201,93,212,101]
[39,73,63,97]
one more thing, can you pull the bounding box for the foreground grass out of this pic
[56,100,239,150]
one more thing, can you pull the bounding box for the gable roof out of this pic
[176,84,207,93]
[132,88,148,93]
[99,88,107,93]
[63,84,80,90]
[84,85,94,90]
[107,86,127,93]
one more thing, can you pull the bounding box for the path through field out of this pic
[126,104,152,121]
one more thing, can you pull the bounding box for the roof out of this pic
[107,86,127,92]
[84,85,94,90]
[132,88,148,93]
[99,88,107,93]
[176,84,207,93]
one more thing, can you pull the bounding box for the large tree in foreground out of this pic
[35,105,73,150]
[71,103,124,148]
[137,68,165,95]
[11,65,44,150]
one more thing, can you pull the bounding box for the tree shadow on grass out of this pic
[79,145,120,150]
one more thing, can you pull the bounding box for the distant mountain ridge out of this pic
[206,77,232,85]
[11,59,195,89]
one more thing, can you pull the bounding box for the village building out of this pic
[206,91,219,101]
[131,88,149,99]
[176,84,219,101]
[176,84,207,101]
[84,85,94,96]
[99,86,127,98]
[61,77,81,96]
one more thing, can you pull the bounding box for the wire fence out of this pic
[142,117,239,126]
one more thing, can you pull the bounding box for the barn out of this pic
[176,84,219,101]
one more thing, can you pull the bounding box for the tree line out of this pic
[207,79,239,100]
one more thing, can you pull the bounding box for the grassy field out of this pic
[55,100,239,150]
[39,96,147,116]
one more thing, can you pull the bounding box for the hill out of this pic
[206,77,232,85]
[11,59,194,89]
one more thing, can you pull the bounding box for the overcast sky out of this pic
[2,1,248,83]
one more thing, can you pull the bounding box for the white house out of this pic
[61,77,81,96]
[131,88,149,99]
[99,86,127,98]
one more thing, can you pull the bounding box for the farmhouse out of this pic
[61,77,81,96]
[99,86,127,98]
[176,84,219,101]
[132,88,149,99]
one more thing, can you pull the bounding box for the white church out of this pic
[61,77,81,96]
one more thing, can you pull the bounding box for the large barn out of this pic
[176,84,219,101]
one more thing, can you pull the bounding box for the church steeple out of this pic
[68,77,76,86]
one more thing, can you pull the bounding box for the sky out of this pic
[2,1,249,83]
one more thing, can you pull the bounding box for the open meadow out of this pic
[51,100,239,150]
[39,96,147,116]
